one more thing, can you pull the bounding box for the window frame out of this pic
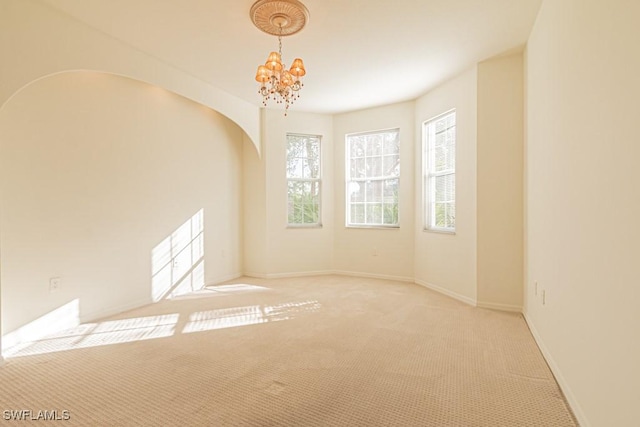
[286,133,322,228]
[345,128,401,229]
[423,109,456,233]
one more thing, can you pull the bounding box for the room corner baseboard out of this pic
[207,272,244,285]
[0,355,5,366]
[414,279,477,307]
[332,270,415,283]
[523,312,590,427]
[476,301,522,312]
[242,272,269,279]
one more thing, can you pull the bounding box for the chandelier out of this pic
[250,0,309,114]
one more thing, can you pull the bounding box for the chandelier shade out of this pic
[266,51,283,71]
[290,58,306,77]
[255,65,270,83]
[250,0,309,114]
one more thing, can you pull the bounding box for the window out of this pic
[346,129,400,227]
[286,133,321,226]
[424,110,456,232]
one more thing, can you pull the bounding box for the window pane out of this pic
[292,202,303,224]
[351,158,365,179]
[350,203,365,224]
[287,181,301,223]
[350,136,365,158]
[366,203,383,224]
[303,202,319,224]
[383,154,400,177]
[435,202,445,228]
[308,140,320,165]
[383,131,400,155]
[366,134,383,156]
[286,157,300,178]
[434,126,455,173]
[349,181,365,203]
[383,203,398,225]
[445,128,455,170]
[446,201,455,228]
[383,178,398,200]
[433,174,455,203]
[302,159,312,179]
[366,180,383,203]
[383,179,399,224]
[366,156,382,178]
[309,180,320,197]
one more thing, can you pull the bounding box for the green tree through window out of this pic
[286,134,321,226]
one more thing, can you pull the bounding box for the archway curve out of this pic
[0,69,261,156]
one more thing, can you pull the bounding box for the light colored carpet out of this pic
[0,275,577,426]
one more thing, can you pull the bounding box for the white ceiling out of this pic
[40,0,542,114]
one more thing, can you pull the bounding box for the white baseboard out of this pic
[477,300,522,312]
[244,270,414,283]
[244,270,334,279]
[268,270,335,279]
[414,279,477,307]
[332,270,415,283]
[523,312,589,427]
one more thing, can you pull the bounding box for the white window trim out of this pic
[345,128,400,229]
[423,110,456,234]
[286,133,322,228]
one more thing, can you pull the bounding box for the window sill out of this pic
[423,227,456,235]
[286,224,323,229]
[346,225,400,230]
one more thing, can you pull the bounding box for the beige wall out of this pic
[526,0,640,425]
[263,109,335,276]
[0,72,243,348]
[476,54,524,311]
[414,68,478,303]
[333,102,415,281]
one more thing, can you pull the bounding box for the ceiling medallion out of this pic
[251,0,309,115]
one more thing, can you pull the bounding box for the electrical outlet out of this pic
[542,290,546,305]
[49,277,61,292]
[372,247,378,256]
[535,281,538,295]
